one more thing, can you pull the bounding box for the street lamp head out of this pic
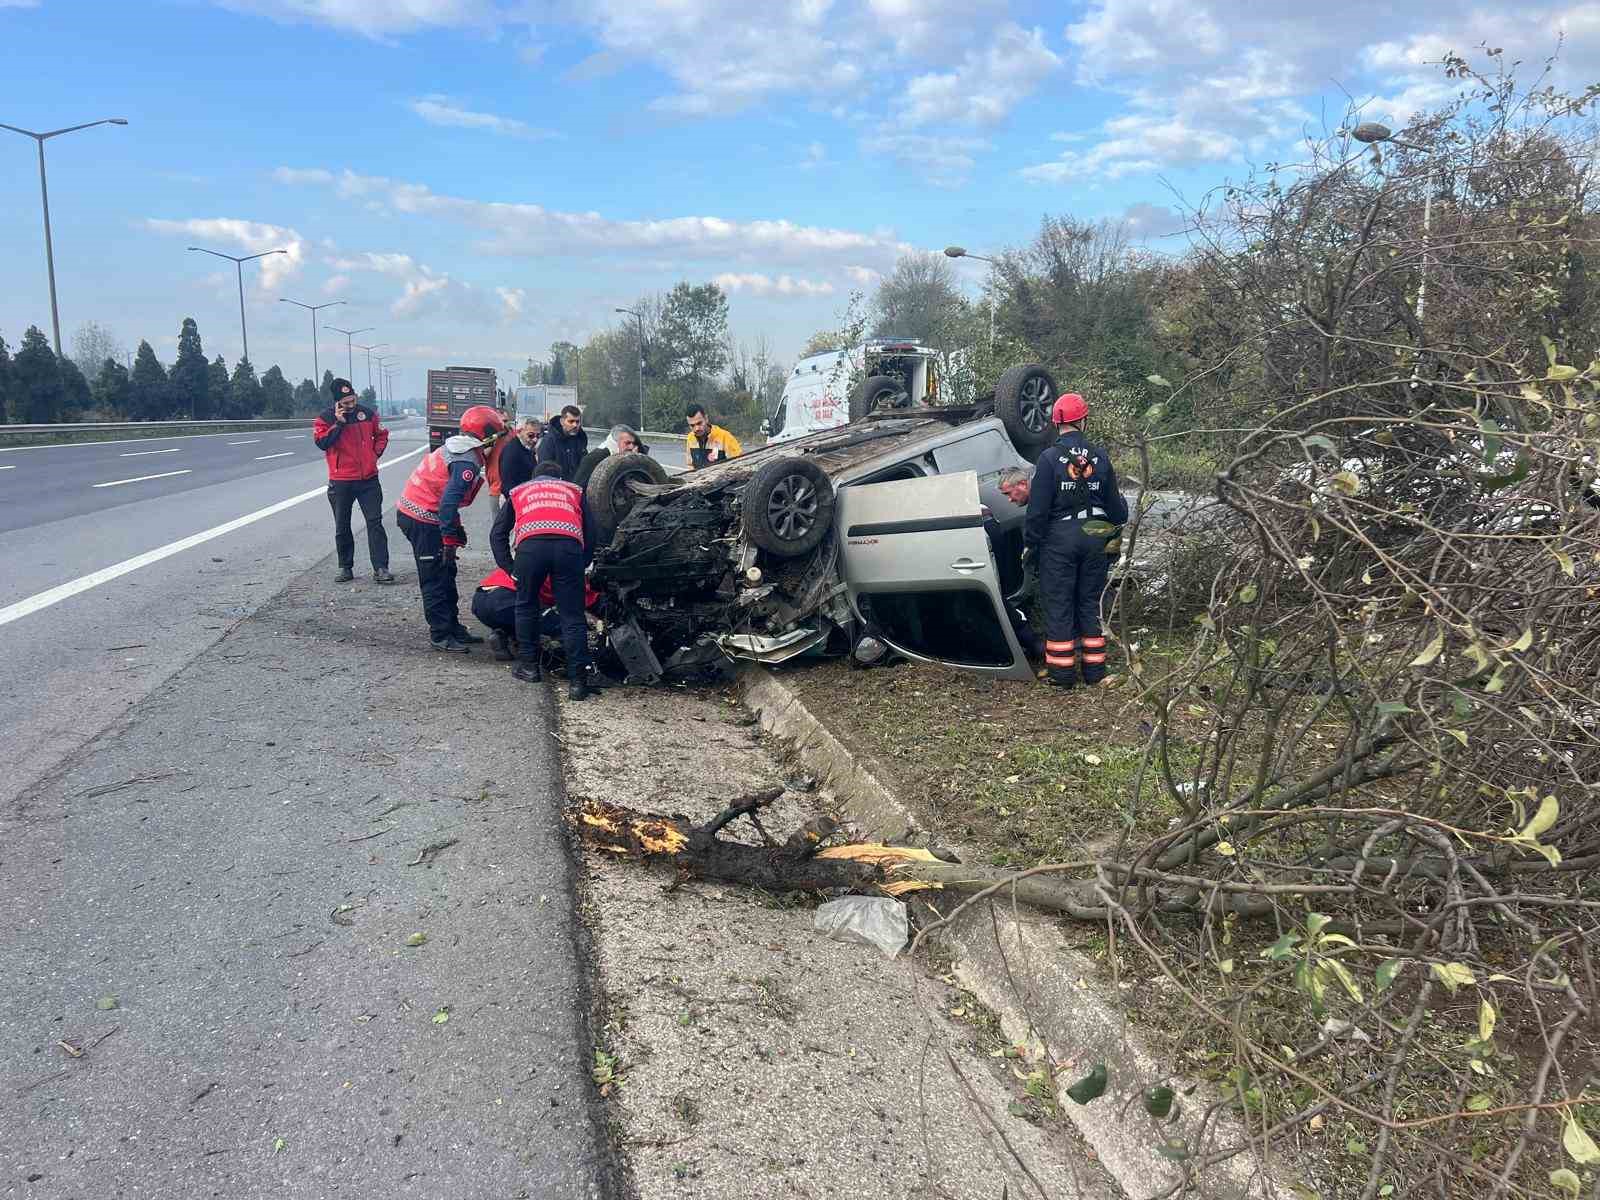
[1351,122,1393,145]
[109,119,129,126]
[943,246,967,258]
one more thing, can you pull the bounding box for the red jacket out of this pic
[477,566,598,610]
[507,478,585,550]
[313,405,389,480]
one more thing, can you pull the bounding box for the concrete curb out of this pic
[738,666,1296,1200]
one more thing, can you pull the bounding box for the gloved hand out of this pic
[441,544,458,566]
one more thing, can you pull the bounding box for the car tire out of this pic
[849,374,906,420]
[994,363,1057,456]
[741,457,835,558]
[587,451,669,534]
[573,447,610,490]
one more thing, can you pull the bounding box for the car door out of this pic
[836,471,1034,681]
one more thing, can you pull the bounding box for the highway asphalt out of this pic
[0,416,636,1198]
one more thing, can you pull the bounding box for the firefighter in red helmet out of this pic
[395,405,507,651]
[1022,393,1128,687]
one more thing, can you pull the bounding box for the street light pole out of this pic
[615,307,645,430]
[278,297,344,387]
[355,343,388,394]
[0,117,129,356]
[187,245,287,366]
[372,355,396,410]
[944,246,996,348]
[325,325,372,381]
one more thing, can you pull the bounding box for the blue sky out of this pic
[2,0,1594,403]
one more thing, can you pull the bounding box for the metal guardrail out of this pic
[1,417,320,433]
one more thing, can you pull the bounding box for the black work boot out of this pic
[452,626,485,645]
[334,566,354,582]
[491,631,514,662]
[373,567,395,584]
[581,664,619,689]
[567,677,594,701]
[430,635,469,653]
[512,661,542,683]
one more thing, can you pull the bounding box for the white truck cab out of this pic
[767,339,939,444]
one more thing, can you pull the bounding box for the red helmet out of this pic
[459,405,507,444]
[1051,392,1088,425]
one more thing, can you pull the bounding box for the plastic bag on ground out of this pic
[813,896,909,958]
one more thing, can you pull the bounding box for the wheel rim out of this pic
[1018,374,1051,433]
[612,468,649,517]
[767,475,818,542]
[869,386,898,411]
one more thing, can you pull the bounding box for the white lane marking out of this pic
[119,447,181,457]
[0,446,425,629]
[93,469,193,489]
[284,434,304,439]
[0,465,15,471]
[255,452,294,461]
[0,424,351,454]
[227,439,261,445]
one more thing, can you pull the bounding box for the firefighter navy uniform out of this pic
[396,435,489,647]
[490,475,597,684]
[1023,429,1128,686]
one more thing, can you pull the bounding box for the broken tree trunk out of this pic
[570,791,1103,914]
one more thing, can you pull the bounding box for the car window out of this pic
[865,589,1014,667]
[851,462,924,486]
[932,429,1012,482]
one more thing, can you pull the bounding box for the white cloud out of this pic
[145,216,306,289]
[496,286,526,318]
[215,0,504,38]
[1119,202,1191,240]
[0,1,42,8]
[799,141,828,170]
[272,166,334,185]
[408,95,557,139]
[283,165,913,268]
[322,273,350,295]
[844,265,882,287]
[896,24,1060,129]
[393,274,450,317]
[857,133,991,189]
[712,273,836,297]
[1035,1,1600,183]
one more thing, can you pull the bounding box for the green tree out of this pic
[260,364,294,417]
[228,358,262,419]
[657,281,729,406]
[207,354,231,419]
[359,384,377,406]
[12,326,64,423]
[129,339,169,420]
[321,369,335,401]
[58,357,92,419]
[92,357,132,416]
[293,377,319,414]
[550,340,579,388]
[0,335,11,425]
[872,252,965,346]
[171,317,209,419]
[70,321,125,379]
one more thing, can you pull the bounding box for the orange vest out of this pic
[398,447,484,524]
[507,478,584,550]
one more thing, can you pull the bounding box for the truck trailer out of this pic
[426,366,499,448]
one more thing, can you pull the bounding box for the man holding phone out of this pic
[313,377,393,583]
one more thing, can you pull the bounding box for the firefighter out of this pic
[1023,393,1128,687]
[395,404,508,651]
[469,566,601,663]
[490,461,602,700]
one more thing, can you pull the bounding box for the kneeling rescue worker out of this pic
[395,404,508,651]
[490,461,602,700]
[1024,392,1128,687]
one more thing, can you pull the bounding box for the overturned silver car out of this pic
[585,370,1061,683]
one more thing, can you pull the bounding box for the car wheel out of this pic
[587,451,670,534]
[573,447,610,490]
[849,374,906,420]
[741,457,835,558]
[994,364,1058,456]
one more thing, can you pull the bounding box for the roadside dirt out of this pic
[554,681,1124,1200]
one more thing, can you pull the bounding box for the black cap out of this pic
[331,378,356,400]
